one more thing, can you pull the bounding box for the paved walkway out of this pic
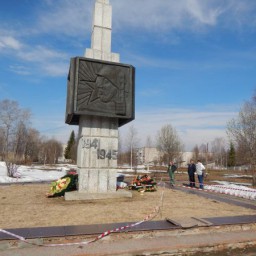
[1,226,256,256]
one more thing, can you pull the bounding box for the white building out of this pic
[136,147,160,165]
[136,147,194,168]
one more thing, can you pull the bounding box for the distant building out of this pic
[136,147,160,165]
[136,147,194,168]
[181,152,194,167]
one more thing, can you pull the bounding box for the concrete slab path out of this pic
[0,226,256,256]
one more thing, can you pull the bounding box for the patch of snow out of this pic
[223,174,252,178]
[212,180,251,186]
[1,161,255,201]
[0,162,72,184]
[205,184,256,200]
[0,162,8,176]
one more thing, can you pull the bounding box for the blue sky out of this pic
[0,0,255,151]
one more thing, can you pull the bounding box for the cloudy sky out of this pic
[0,0,255,151]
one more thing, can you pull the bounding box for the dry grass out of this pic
[0,181,255,229]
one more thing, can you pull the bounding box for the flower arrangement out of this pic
[50,177,71,194]
[128,174,157,192]
[46,173,78,197]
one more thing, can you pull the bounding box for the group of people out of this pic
[187,159,205,189]
[167,159,206,189]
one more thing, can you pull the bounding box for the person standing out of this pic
[167,161,177,187]
[196,160,205,189]
[187,159,196,187]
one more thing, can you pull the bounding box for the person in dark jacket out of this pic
[187,159,196,187]
[167,161,177,187]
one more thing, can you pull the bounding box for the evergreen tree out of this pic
[64,131,75,160]
[227,142,236,167]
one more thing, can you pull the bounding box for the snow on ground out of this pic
[205,183,256,200]
[0,162,73,183]
[0,162,255,200]
[0,162,8,177]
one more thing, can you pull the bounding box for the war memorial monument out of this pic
[65,0,134,200]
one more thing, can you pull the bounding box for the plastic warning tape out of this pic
[205,184,256,193]
[173,179,256,193]
[168,180,256,200]
[0,229,26,241]
[0,192,163,247]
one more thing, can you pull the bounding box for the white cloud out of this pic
[31,104,236,150]
[125,48,256,71]
[17,45,67,62]
[1,0,256,79]
[37,0,93,37]
[120,105,238,151]
[111,0,220,31]
[16,45,69,77]
[42,62,69,77]
[111,0,256,33]
[0,36,22,50]
[0,29,69,77]
[180,128,227,150]
[185,0,223,25]
[9,65,31,76]
[2,42,69,77]
[10,0,253,38]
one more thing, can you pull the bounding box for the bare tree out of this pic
[0,99,67,166]
[144,135,159,166]
[0,127,5,160]
[156,124,183,165]
[211,137,226,167]
[145,135,153,148]
[125,125,139,170]
[144,135,151,165]
[199,144,207,162]
[24,128,41,163]
[39,138,63,164]
[117,131,126,165]
[0,100,20,159]
[13,110,31,161]
[227,92,256,186]
[192,145,200,161]
[0,99,31,161]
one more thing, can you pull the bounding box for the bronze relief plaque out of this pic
[65,57,135,127]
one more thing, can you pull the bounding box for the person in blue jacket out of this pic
[187,159,196,187]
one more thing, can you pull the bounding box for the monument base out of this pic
[64,190,132,201]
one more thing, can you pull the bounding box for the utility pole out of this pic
[130,137,133,171]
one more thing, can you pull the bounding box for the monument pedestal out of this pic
[65,115,132,200]
[65,190,132,201]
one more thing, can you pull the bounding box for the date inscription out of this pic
[80,138,117,160]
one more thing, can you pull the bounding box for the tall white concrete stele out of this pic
[65,0,131,200]
[85,0,120,62]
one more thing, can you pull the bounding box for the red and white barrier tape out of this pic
[162,179,256,200]
[205,184,256,193]
[177,185,255,200]
[0,229,26,241]
[167,178,256,193]
[0,191,163,247]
